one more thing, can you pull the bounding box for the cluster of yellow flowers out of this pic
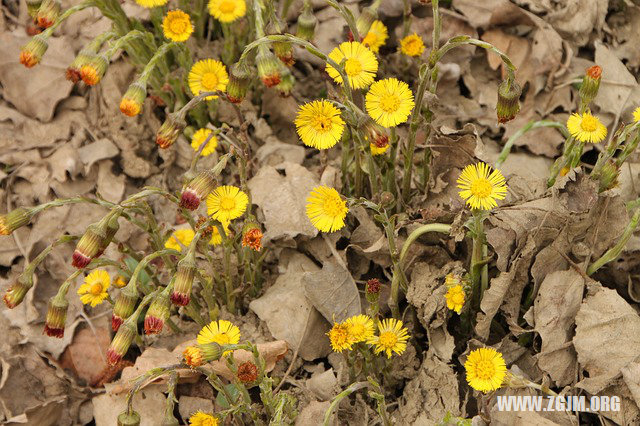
[328,315,410,359]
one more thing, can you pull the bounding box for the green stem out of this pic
[323,382,369,426]
[496,120,567,167]
[398,223,451,266]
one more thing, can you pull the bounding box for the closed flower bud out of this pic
[107,318,137,365]
[96,212,120,258]
[3,272,34,309]
[26,0,43,18]
[237,361,259,385]
[362,119,389,149]
[80,54,108,86]
[579,65,602,111]
[44,295,68,338]
[144,291,170,335]
[355,5,377,38]
[597,160,619,192]
[296,5,317,41]
[226,63,250,104]
[120,81,147,117]
[365,278,381,303]
[276,67,295,97]
[171,253,196,306]
[0,207,34,235]
[112,284,138,331]
[72,222,107,268]
[273,41,294,67]
[256,47,281,88]
[183,342,223,367]
[156,113,186,149]
[19,35,48,68]
[36,0,60,29]
[66,49,94,83]
[496,79,521,124]
[241,223,263,251]
[180,170,217,210]
[380,191,394,207]
[117,411,141,426]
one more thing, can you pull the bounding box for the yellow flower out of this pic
[77,270,110,307]
[370,143,389,155]
[206,186,249,223]
[400,33,425,57]
[165,229,195,252]
[326,41,378,89]
[457,162,507,210]
[306,186,348,233]
[162,10,193,42]
[634,107,640,123]
[114,275,128,288]
[367,318,410,358]
[294,100,345,149]
[566,112,607,143]
[208,0,246,23]
[465,347,507,393]
[134,0,167,8]
[362,20,388,53]
[209,221,229,246]
[188,59,229,100]
[345,314,375,343]
[365,78,415,128]
[327,322,352,352]
[183,346,204,367]
[191,128,218,156]
[197,319,241,356]
[189,410,219,426]
[445,285,465,314]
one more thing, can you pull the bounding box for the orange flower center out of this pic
[473,359,496,380]
[90,282,104,295]
[219,0,236,13]
[470,178,492,198]
[378,331,397,349]
[170,18,188,34]
[201,72,219,90]
[580,116,598,132]
[344,58,362,76]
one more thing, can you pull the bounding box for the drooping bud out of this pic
[96,212,120,258]
[66,49,94,83]
[182,342,223,367]
[156,113,186,149]
[296,4,317,41]
[80,54,108,86]
[107,318,137,365]
[180,169,217,210]
[117,411,141,426]
[579,65,602,111]
[355,5,377,38]
[496,79,522,124]
[0,207,35,235]
[35,0,61,29]
[365,278,381,304]
[119,81,147,117]
[19,35,48,68]
[256,46,281,88]
[72,222,106,268]
[144,290,171,335]
[44,295,69,338]
[226,63,250,104]
[273,41,294,67]
[362,119,389,150]
[241,223,263,251]
[26,0,43,18]
[3,272,34,309]
[276,67,295,97]
[171,252,196,306]
[112,283,138,331]
[597,160,620,193]
[237,361,259,385]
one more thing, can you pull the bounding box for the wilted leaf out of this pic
[302,261,361,323]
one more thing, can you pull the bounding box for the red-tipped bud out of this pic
[579,65,602,110]
[3,273,34,309]
[19,35,48,68]
[496,79,522,124]
[44,295,68,338]
[156,113,186,149]
[120,81,147,117]
[96,212,120,258]
[66,50,94,83]
[365,278,381,304]
[107,319,136,365]
[256,47,281,88]
[273,41,294,67]
[0,207,35,235]
[171,253,195,306]
[80,54,108,86]
[35,0,60,29]
[72,223,106,268]
[226,63,250,104]
[362,120,389,150]
[180,170,217,210]
[112,284,138,331]
[144,291,170,335]
[26,0,43,18]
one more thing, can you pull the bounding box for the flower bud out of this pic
[237,361,259,385]
[107,318,137,365]
[112,284,138,331]
[241,223,263,251]
[496,79,521,124]
[120,81,147,117]
[80,54,108,86]
[66,49,95,83]
[276,67,295,97]
[0,207,34,235]
[597,160,619,192]
[356,5,377,38]
[19,35,48,68]
[226,63,250,104]
[72,222,106,268]
[117,411,141,426]
[36,0,60,29]
[26,0,43,18]
[273,41,294,67]
[183,342,223,367]
[44,295,68,338]
[171,252,196,306]
[96,213,120,258]
[579,65,602,110]
[379,191,394,207]
[3,272,34,309]
[144,291,170,335]
[180,170,217,210]
[365,278,380,304]
[156,113,186,149]
[296,5,317,41]
[362,120,389,149]
[256,47,281,88]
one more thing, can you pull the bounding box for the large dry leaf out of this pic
[302,261,361,323]
[94,387,166,426]
[59,325,111,386]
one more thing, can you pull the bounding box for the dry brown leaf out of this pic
[59,325,111,386]
[302,260,361,323]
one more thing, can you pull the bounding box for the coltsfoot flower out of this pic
[496,79,522,124]
[209,221,229,246]
[305,186,348,233]
[189,411,220,426]
[294,100,345,150]
[188,59,229,100]
[326,41,378,89]
[367,318,410,358]
[256,47,282,87]
[3,273,33,309]
[226,63,250,103]
[72,222,106,268]
[107,319,136,365]
[567,112,607,143]
[190,128,218,156]
[370,142,389,155]
[579,65,602,107]
[165,229,196,252]
[399,33,425,57]
[156,113,186,149]
[296,5,317,41]
[237,361,259,384]
[208,0,246,23]
[36,0,60,29]
[112,284,138,331]
[19,35,48,68]
[144,291,170,334]
[77,269,110,307]
[171,252,196,306]
[80,54,108,86]
[119,81,146,117]
[162,10,193,42]
[365,78,415,128]
[362,20,388,53]
[0,207,34,235]
[457,162,507,210]
[241,224,263,251]
[197,320,240,356]
[327,321,352,352]
[206,186,249,223]
[465,347,507,393]
[445,284,465,314]
[345,314,375,343]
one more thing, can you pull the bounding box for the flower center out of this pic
[311,115,333,133]
[220,197,235,210]
[332,328,348,345]
[90,282,104,295]
[215,332,231,345]
[219,0,236,13]
[470,178,493,199]
[170,18,187,34]
[474,360,496,380]
[580,116,598,132]
[349,324,365,337]
[201,72,219,90]
[344,58,362,76]
[452,291,464,304]
[379,94,400,113]
[323,197,345,217]
[379,331,397,349]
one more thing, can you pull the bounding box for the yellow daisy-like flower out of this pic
[206,186,249,223]
[208,0,245,23]
[345,314,375,343]
[197,319,241,356]
[327,322,352,352]
[77,270,110,307]
[162,10,193,42]
[566,112,607,143]
[457,162,508,210]
[365,78,415,128]
[465,347,507,393]
[188,59,229,101]
[209,221,229,246]
[164,228,195,252]
[445,285,465,314]
[134,0,167,8]
[326,41,378,89]
[633,107,640,123]
[367,318,410,358]
[294,100,345,149]
[189,410,219,426]
[362,20,388,53]
[191,128,218,156]
[400,33,425,57]
[306,186,349,233]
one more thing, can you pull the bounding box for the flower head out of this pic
[445,285,465,314]
[567,112,607,143]
[496,80,521,124]
[183,343,223,367]
[256,47,281,87]
[36,0,60,29]
[3,274,33,309]
[72,223,107,268]
[296,5,317,41]
[208,0,246,23]
[206,186,249,223]
[327,322,352,352]
[345,314,375,343]
[191,128,218,156]
[77,270,110,307]
[112,285,138,331]
[180,169,217,210]
[242,225,263,251]
[197,320,241,356]
[144,291,170,334]
[400,33,425,57]
[165,229,195,252]
[183,346,204,367]
[295,100,345,149]
[188,59,229,100]
[367,318,410,358]
[362,20,388,53]
[119,81,146,117]
[162,10,193,42]
[237,361,259,384]
[156,113,186,149]
[107,319,136,365]
[0,207,34,235]
[306,186,348,233]
[80,55,108,86]
[114,276,127,288]
[171,253,196,306]
[633,107,640,123]
[226,63,250,103]
[457,162,507,210]
[19,35,48,68]
[326,41,378,89]
[465,347,507,393]
[134,0,167,8]
[365,78,415,128]
[44,296,68,338]
[189,411,219,426]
